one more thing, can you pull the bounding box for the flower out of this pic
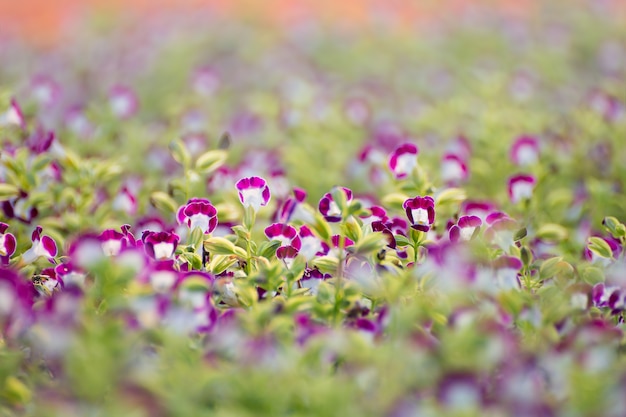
[388,142,419,179]
[441,153,468,184]
[21,226,57,264]
[449,215,482,242]
[109,85,139,119]
[99,228,126,256]
[236,176,271,211]
[318,187,352,223]
[276,246,300,268]
[112,186,137,216]
[0,223,16,265]
[0,98,25,129]
[510,135,540,166]
[177,198,218,234]
[298,226,328,260]
[508,174,536,204]
[403,196,435,232]
[264,223,301,251]
[142,231,180,260]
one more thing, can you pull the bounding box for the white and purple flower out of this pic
[508,174,536,204]
[22,226,57,264]
[109,85,139,119]
[265,223,301,251]
[236,176,271,212]
[441,153,468,184]
[403,196,435,232]
[0,99,25,129]
[0,223,16,265]
[318,187,352,223]
[449,215,482,242]
[510,135,540,166]
[177,198,218,234]
[388,143,419,179]
[142,231,180,260]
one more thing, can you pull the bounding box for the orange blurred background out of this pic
[0,0,624,47]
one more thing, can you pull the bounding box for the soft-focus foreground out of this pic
[1,2,626,416]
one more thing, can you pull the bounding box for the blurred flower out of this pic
[265,223,301,251]
[21,226,57,264]
[441,153,468,184]
[0,98,25,129]
[510,135,540,166]
[388,142,418,179]
[0,223,16,265]
[508,174,536,204]
[109,85,139,119]
[449,215,482,242]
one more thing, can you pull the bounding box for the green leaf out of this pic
[149,191,178,214]
[587,237,613,259]
[0,183,20,201]
[603,216,626,239]
[539,257,563,280]
[434,187,467,207]
[535,223,568,242]
[169,139,191,168]
[204,237,247,258]
[195,149,228,174]
[352,232,387,255]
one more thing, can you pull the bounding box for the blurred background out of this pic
[2,0,624,46]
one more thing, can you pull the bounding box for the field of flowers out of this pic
[1,2,626,416]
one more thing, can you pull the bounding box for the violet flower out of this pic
[0,223,16,265]
[508,174,536,204]
[177,198,218,234]
[403,196,435,232]
[265,223,301,251]
[0,98,25,129]
[236,176,271,212]
[510,135,540,166]
[142,231,180,260]
[388,142,419,179]
[21,226,57,264]
[449,215,482,242]
[109,85,139,119]
[318,187,352,223]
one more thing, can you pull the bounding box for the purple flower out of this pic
[112,186,137,216]
[109,85,139,119]
[191,66,220,96]
[493,256,523,290]
[298,226,328,260]
[21,226,57,264]
[318,187,352,223]
[30,75,61,108]
[142,231,180,260]
[236,176,271,211]
[441,153,468,184]
[300,268,331,295]
[277,187,312,223]
[0,98,25,129]
[371,221,396,249]
[388,143,418,179]
[0,223,16,265]
[449,215,482,242]
[265,223,301,251]
[276,245,300,268]
[510,135,540,166]
[403,196,435,232]
[508,174,536,204]
[64,105,94,138]
[177,198,218,234]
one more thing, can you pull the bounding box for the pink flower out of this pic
[142,231,180,260]
[510,136,540,166]
[0,99,25,129]
[508,174,536,204]
[449,215,482,242]
[318,187,352,223]
[441,153,468,184]
[265,223,301,251]
[403,196,435,232]
[236,176,271,211]
[0,223,17,265]
[388,143,419,179]
[21,226,57,264]
[109,85,139,119]
[177,198,218,234]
